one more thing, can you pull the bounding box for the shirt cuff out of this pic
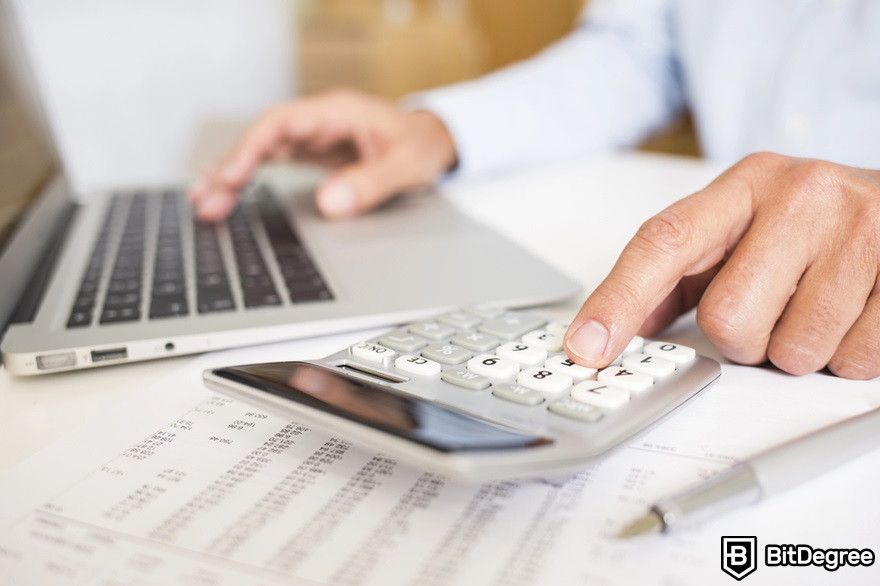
[405,80,518,182]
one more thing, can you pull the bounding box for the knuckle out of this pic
[737,151,787,172]
[634,208,696,256]
[766,337,824,376]
[696,304,748,349]
[787,160,844,198]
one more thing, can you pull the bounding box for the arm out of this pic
[413,0,684,179]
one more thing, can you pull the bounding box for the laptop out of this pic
[0,5,579,375]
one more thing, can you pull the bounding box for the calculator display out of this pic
[212,362,552,453]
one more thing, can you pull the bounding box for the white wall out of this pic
[12,0,296,195]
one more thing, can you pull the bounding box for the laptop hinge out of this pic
[8,203,79,327]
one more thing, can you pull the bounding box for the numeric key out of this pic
[622,353,676,378]
[544,354,596,380]
[644,341,695,365]
[466,354,520,380]
[571,381,630,409]
[497,342,548,366]
[522,329,563,352]
[516,367,573,397]
[597,366,653,392]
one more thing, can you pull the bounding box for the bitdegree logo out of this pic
[765,544,875,572]
[721,536,877,580]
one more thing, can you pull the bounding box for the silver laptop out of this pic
[0,6,579,375]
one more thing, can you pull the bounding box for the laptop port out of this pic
[36,352,77,370]
[91,347,128,363]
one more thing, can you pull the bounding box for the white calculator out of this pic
[204,306,721,480]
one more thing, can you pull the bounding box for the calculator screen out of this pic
[213,362,552,453]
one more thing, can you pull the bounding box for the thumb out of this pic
[315,152,418,219]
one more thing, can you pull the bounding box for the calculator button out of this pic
[516,367,573,397]
[571,381,630,410]
[492,383,545,406]
[597,367,653,392]
[479,312,546,340]
[467,354,520,380]
[438,311,482,330]
[497,342,548,366]
[395,354,441,377]
[544,354,596,380]
[350,342,397,364]
[442,368,491,391]
[611,336,646,364]
[451,331,501,352]
[644,341,696,365]
[548,398,603,423]
[408,321,456,341]
[622,353,676,378]
[421,343,473,365]
[545,321,569,336]
[379,330,428,353]
[522,329,563,352]
[468,303,505,319]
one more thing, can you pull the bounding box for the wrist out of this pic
[409,110,459,175]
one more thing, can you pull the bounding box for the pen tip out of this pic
[615,510,664,539]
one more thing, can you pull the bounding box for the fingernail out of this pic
[566,320,609,363]
[319,181,356,217]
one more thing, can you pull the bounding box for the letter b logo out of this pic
[721,536,757,580]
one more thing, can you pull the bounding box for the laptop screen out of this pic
[0,6,60,249]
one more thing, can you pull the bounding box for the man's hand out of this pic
[564,153,880,380]
[188,89,457,221]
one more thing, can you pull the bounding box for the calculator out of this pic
[204,306,721,480]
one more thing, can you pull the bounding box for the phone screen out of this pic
[212,362,552,453]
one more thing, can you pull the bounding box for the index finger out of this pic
[563,171,756,367]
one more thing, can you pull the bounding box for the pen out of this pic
[618,407,880,538]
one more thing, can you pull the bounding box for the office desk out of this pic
[0,152,722,472]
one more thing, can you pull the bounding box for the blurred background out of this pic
[8,0,697,195]
[297,0,697,157]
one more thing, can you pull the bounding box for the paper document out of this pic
[1,335,878,585]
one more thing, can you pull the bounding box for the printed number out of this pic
[533,370,552,380]
[659,344,676,351]
[372,346,387,353]
[561,359,574,367]
[407,357,427,365]
[512,344,528,351]
[482,357,499,366]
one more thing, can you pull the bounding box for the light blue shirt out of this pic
[416,0,880,179]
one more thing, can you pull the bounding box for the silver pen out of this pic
[618,407,880,538]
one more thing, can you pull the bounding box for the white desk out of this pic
[0,152,722,472]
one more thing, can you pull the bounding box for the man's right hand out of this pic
[188,89,457,221]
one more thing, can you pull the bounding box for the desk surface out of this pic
[0,152,721,472]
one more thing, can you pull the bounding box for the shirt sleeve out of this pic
[408,0,684,180]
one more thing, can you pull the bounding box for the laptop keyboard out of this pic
[100,193,146,324]
[66,199,119,328]
[193,220,236,314]
[227,205,282,309]
[149,192,189,318]
[66,188,333,328]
